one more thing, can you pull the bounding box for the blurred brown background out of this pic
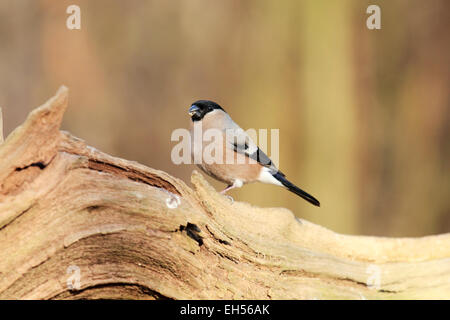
[1,0,449,236]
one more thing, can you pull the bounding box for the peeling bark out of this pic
[0,87,449,300]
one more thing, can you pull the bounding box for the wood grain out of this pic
[0,87,449,299]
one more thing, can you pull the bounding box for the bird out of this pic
[188,100,320,207]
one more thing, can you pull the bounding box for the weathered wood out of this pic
[0,87,449,299]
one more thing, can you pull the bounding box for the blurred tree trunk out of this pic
[299,0,358,233]
[388,1,450,236]
[355,0,450,236]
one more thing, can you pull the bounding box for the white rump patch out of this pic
[258,168,283,186]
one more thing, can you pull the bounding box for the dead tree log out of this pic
[0,87,449,299]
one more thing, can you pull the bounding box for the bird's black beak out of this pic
[188,105,200,117]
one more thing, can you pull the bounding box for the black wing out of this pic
[231,140,284,176]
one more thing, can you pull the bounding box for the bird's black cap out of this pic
[189,100,225,121]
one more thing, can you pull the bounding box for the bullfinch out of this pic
[188,100,320,207]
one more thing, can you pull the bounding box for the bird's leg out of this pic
[220,184,236,194]
[219,180,243,203]
[219,185,235,203]
[220,179,243,194]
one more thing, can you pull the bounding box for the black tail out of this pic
[273,172,320,207]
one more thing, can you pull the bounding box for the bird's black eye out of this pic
[189,100,225,121]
